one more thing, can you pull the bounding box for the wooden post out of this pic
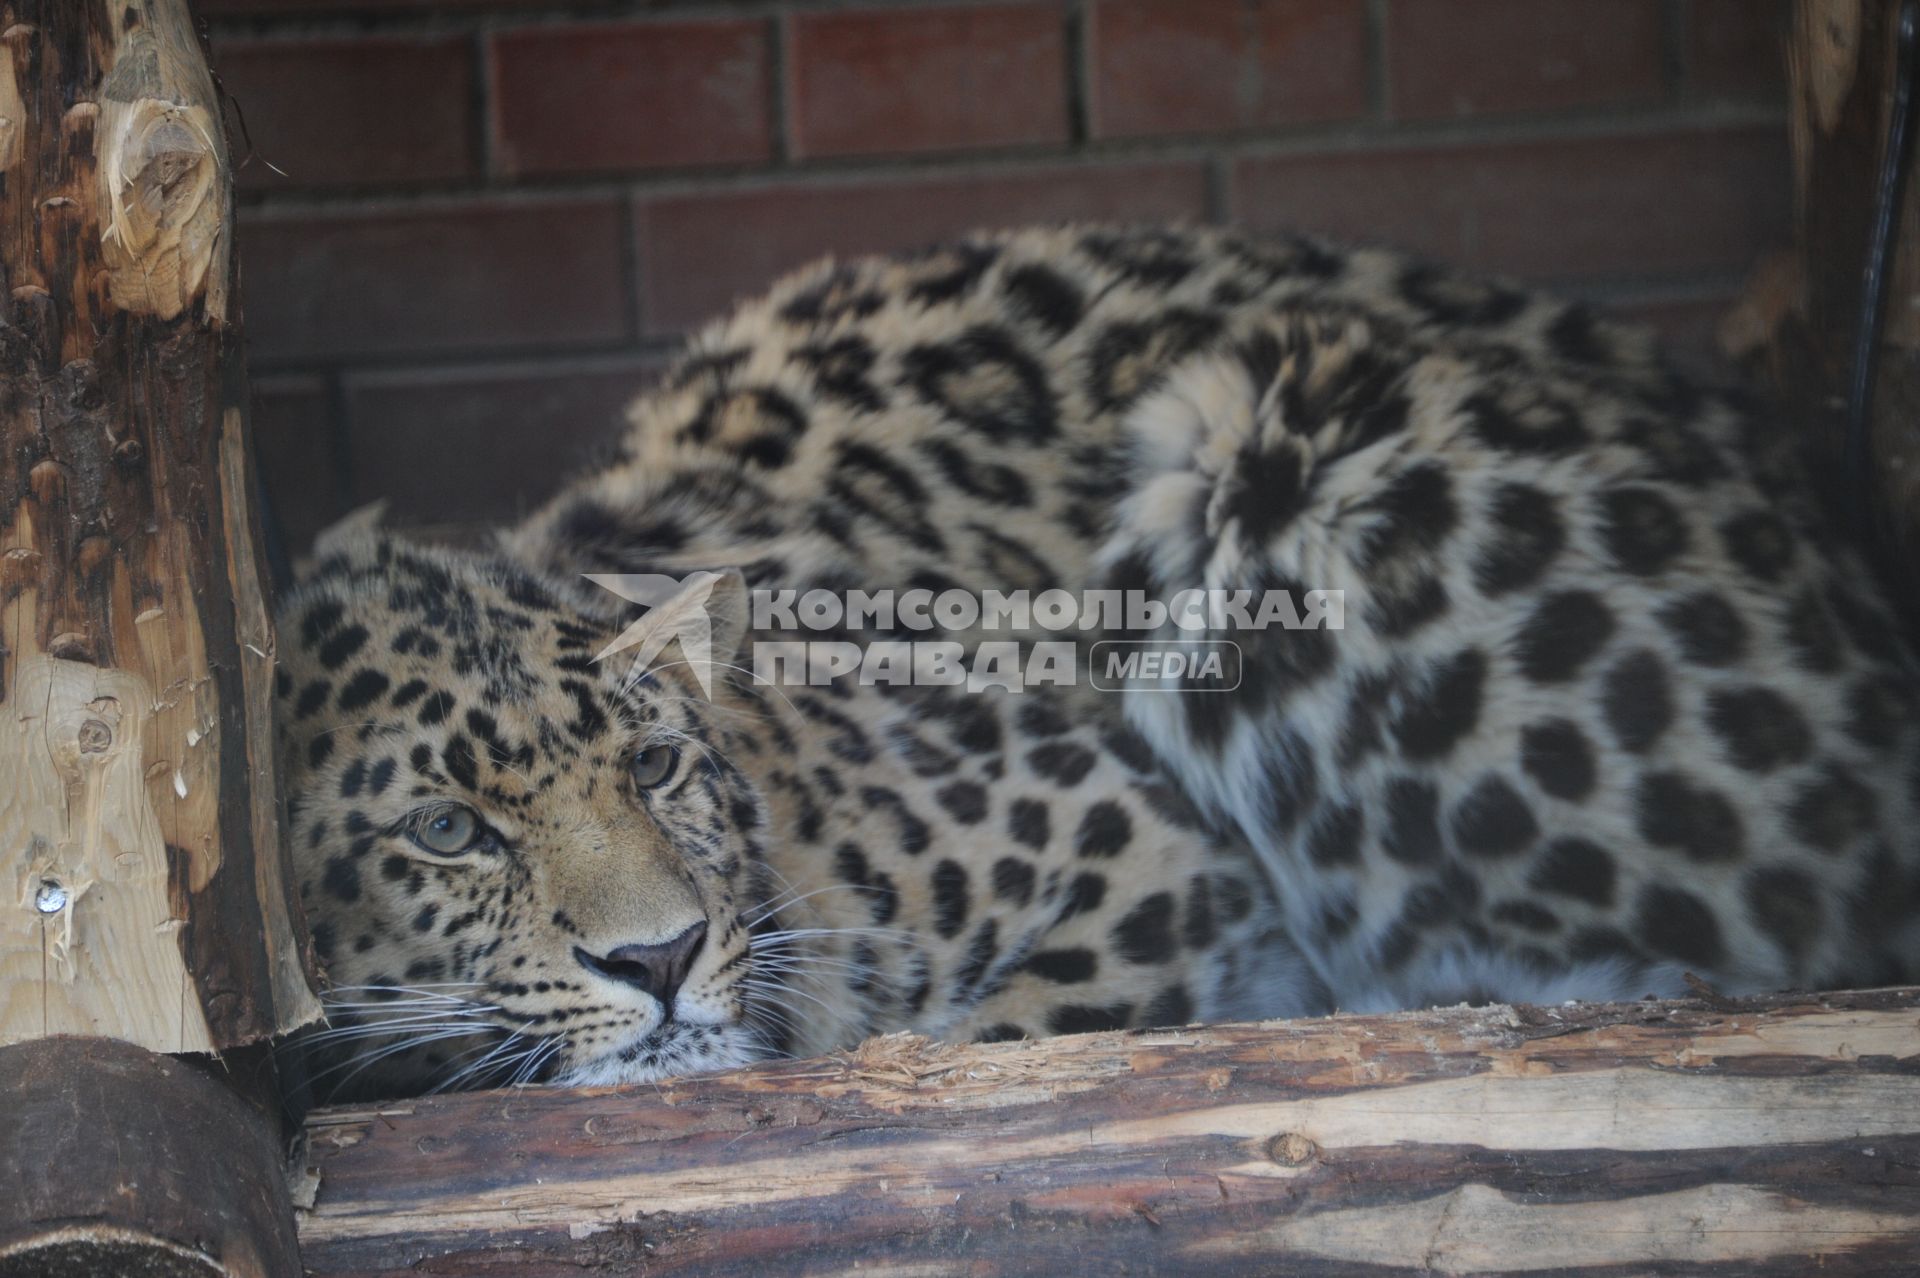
[0,2,318,1271]
[295,990,1920,1276]
[0,1,319,1050]
[1768,0,1920,577]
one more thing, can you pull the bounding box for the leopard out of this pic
[277,525,1307,1098]
[279,222,1920,1097]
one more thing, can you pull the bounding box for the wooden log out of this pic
[0,1036,304,1277]
[0,0,319,1050]
[296,988,1920,1276]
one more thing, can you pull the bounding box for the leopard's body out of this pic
[280,536,1299,1096]
[279,224,1920,1096]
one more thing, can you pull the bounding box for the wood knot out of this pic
[1,23,36,44]
[113,112,217,252]
[113,438,146,470]
[77,718,113,753]
[76,536,113,575]
[28,458,69,501]
[100,101,226,320]
[135,141,210,204]
[0,546,40,589]
[48,632,92,662]
[67,368,105,412]
[1266,1132,1317,1165]
[63,100,99,131]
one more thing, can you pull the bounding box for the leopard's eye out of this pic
[630,745,680,790]
[412,806,482,856]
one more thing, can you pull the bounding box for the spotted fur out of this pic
[283,224,1920,1094]
[279,529,1303,1098]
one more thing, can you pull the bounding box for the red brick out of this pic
[789,4,1069,159]
[636,162,1208,333]
[492,21,772,177]
[1386,0,1664,119]
[1688,0,1788,99]
[344,357,666,526]
[1231,126,1789,284]
[1089,0,1368,139]
[251,375,344,551]
[240,199,630,362]
[214,37,473,191]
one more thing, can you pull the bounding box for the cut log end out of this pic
[0,1227,229,1278]
[0,1038,300,1278]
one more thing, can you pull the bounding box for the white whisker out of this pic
[751,924,910,945]
[739,975,836,1016]
[309,1027,489,1095]
[744,883,872,924]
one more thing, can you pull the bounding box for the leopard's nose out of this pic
[574,921,707,1008]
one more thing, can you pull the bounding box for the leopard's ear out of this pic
[302,501,389,578]
[702,568,750,666]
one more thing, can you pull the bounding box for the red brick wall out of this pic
[200,0,1790,541]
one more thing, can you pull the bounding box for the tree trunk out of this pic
[0,0,319,1051]
[296,988,1920,1276]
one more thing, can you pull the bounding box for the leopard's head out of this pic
[275,516,776,1098]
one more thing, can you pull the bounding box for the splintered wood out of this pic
[0,0,317,1051]
[296,989,1920,1276]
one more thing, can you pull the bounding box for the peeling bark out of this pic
[297,988,1920,1276]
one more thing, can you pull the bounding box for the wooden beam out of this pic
[0,0,319,1049]
[0,1037,303,1277]
[296,988,1920,1276]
